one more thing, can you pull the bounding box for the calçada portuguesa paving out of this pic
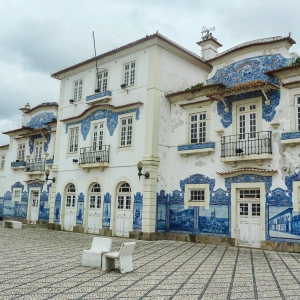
[0,224,300,300]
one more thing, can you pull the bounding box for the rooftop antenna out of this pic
[201,26,215,40]
[93,31,99,77]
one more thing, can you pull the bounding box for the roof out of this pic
[166,83,225,98]
[0,144,9,149]
[19,102,58,114]
[207,36,296,62]
[60,102,143,122]
[264,64,300,76]
[51,33,210,78]
[208,80,279,99]
[282,80,300,89]
[179,99,212,108]
[2,126,50,136]
[217,167,278,176]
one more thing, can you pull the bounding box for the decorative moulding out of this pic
[215,129,224,136]
[78,162,109,172]
[217,167,278,178]
[221,153,273,167]
[86,90,112,105]
[177,142,215,156]
[270,121,280,129]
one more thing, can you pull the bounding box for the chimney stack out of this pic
[197,32,222,60]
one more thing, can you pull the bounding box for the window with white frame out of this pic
[66,184,76,207]
[69,127,79,153]
[73,79,83,101]
[184,184,209,209]
[190,112,206,143]
[17,143,25,161]
[0,155,5,169]
[296,96,300,131]
[120,117,133,147]
[123,61,135,86]
[97,71,108,92]
[13,189,21,202]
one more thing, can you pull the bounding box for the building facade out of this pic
[1,32,300,251]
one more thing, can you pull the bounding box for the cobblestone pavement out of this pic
[1,225,300,300]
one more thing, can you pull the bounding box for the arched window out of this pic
[89,183,101,209]
[66,184,76,207]
[117,182,131,209]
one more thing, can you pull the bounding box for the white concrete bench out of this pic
[82,237,112,268]
[3,220,22,229]
[102,242,136,273]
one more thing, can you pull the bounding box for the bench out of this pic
[102,242,136,273]
[82,237,112,268]
[3,220,22,229]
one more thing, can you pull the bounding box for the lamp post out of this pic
[45,169,56,183]
[137,161,150,180]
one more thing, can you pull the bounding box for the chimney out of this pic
[197,33,222,60]
[19,103,31,127]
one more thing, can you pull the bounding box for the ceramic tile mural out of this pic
[170,205,194,232]
[157,203,167,231]
[38,191,49,221]
[3,191,14,217]
[269,207,300,240]
[199,206,229,235]
[76,193,84,226]
[0,197,3,217]
[54,193,61,223]
[133,192,143,231]
[102,193,111,228]
[15,191,28,218]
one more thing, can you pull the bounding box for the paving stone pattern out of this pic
[0,225,300,299]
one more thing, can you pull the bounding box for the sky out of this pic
[0,0,299,145]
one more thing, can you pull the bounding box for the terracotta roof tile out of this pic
[217,167,278,175]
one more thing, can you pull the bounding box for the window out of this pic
[13,189,21,202]
[117,183,131,210]
[17,143,25,161]
[296,96,300,131]
[90,183,101,209]
[123,61,135,86]
[190,190,205,202]
[120,117,133,147]
[239,189,260,199]
[69,128,79,153]
[92,123,104,150]
[184,184,209,209]
[73,79,83,101]
[190,112,206,143]
[66,184,76,207]
[97,71,108,92]
[0,155,5,169]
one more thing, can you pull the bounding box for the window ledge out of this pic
[281,132,300,146]
[25,170,45,175]
[11,162,26,169]
[178,142,215,156]
[86,90,112,105]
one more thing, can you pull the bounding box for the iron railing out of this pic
[79,145,110,164]
[221,131,272,158]
[25,158,46,172]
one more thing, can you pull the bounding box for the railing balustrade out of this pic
[25,158,46,172]
[79,145,110,164]
[221,131,272,157]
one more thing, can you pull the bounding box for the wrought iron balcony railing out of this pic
[25,158,46,172]
[79,145,110,164]
[221,131,272,158]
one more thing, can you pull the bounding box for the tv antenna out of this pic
[93,31,99,76]
[201,26,215,39]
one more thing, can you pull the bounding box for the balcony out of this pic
[25,158,46,175]
[221,131,272,167]
[11,161,26,170]
[86,90,112,105]
[79,145,110,171]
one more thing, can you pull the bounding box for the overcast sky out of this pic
[0,0,299,145]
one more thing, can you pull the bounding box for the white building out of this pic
[1,32,300,251]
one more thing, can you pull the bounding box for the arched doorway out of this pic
[87,183,102,234]
[64,184,76,231]
[115,182,132,237]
